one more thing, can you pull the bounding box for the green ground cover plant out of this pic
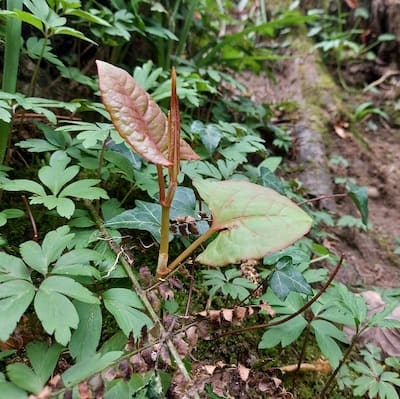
[0,1,399,398]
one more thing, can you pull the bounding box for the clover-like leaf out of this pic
[0,253,31,282]
[96,61,199,165]
[34,276,99,345]
[69,302,102,361]
[62,351,123,388]
[0,280,35,342]
[193,179,312,266]
[103,288,153,338]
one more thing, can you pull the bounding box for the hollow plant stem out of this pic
[161,228,215,276]
[84,200,196,389]
[157,204,171,275]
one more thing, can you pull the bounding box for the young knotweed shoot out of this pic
[97,61,312,277]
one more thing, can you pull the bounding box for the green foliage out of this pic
[6,342,63,395]
[339,345,400,398]
[352,102,389,123]
[1,151,108,218]
[193,178,312,266]
[0,2,381,398]
[103,288,153,338]
[202,269,256,301]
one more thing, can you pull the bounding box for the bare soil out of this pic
[237,53,400,290]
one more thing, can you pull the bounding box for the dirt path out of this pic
[238,49,400,289]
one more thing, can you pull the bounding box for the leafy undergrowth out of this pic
[1,1,400,399]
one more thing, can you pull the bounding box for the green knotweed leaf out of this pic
[69,302,102,361]
[0,253,31,282]
[11,9,43,31]
[65,9,111,27]
[0,280,35,342]
[348,183,368,225]
[96,60,199,165]
[62,351,123,388]
[193,179,312,266]
[103,288,153,338]
[270,265,312,300]
[6,364,42,395]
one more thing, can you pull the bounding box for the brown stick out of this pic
[214,255,344,339]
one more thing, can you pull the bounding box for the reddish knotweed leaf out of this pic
[97,61,199,165]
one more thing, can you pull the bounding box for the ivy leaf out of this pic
[96,61,199,165]
[270,265,312,300]
[348,183,368,225]
[62,351,123,388]
[0,280,35,342]
[0,253,31,282]
[259,167,285,195]
[105,200,167,242]
[170,187,198,218]
[191,121,221,154]
[69,302,102,361]
[106,140,142,170]
[103,288,153,338]
[193,179,312,266]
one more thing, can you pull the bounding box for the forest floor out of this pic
[238,56,400,291]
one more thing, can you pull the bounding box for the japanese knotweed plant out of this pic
[96,61,313,277]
